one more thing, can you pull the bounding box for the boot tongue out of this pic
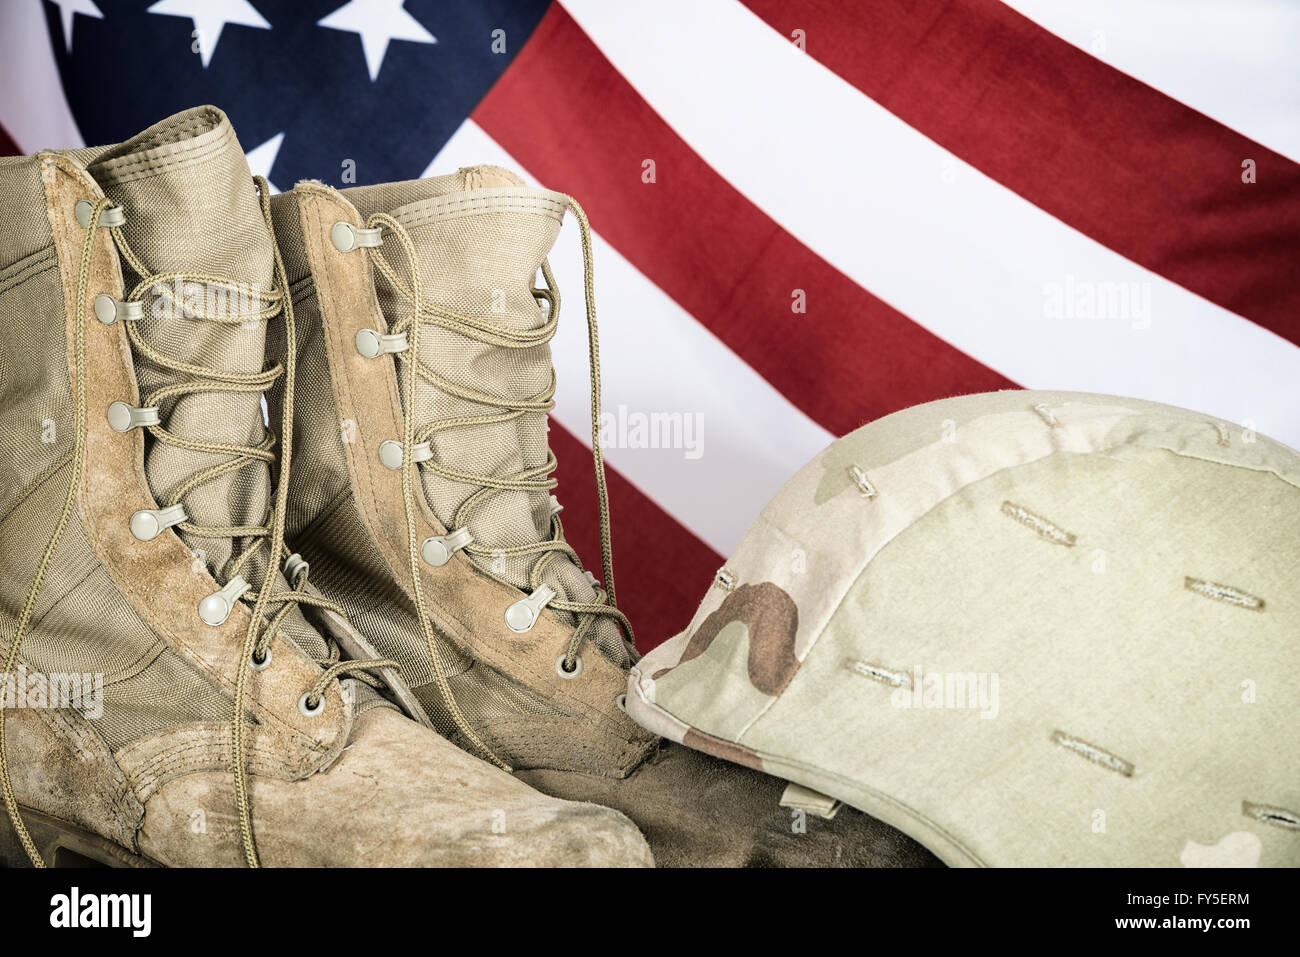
[371,168,632,670]
[88,107,327,661]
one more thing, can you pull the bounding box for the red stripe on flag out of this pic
[0,123,20,157]
[746,0,1300,346]
[550,419,721,651]
[474,5,1014,439]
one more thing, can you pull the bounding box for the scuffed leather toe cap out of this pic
[137,708,653,867]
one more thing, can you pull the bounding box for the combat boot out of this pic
[268,167,937,866]
[0,108,653,867]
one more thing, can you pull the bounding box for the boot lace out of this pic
[363,199,632,770]
[0,176,396,868]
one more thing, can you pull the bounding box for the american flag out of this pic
[3,0,1297,653]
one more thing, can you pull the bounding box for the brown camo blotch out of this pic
[672,582,801,696]
[683,728,764,772]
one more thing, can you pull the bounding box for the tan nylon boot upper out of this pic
[270,169,939,866]
[0,109,652,868]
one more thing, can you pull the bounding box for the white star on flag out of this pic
[245,131,284,194]
[317,0,436,82]
[47,0,104,54]
[146,0,271,69]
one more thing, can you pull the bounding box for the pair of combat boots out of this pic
[0,106,931,867]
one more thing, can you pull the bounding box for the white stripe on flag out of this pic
[0,1,84,151]
[428,120,836,556]
[1002,0,1300,163]
[561,0,1300,451]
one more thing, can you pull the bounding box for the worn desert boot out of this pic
[0,108,652,868]
[268,169,937,866]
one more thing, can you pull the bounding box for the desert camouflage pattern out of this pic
[628,390,1300,867]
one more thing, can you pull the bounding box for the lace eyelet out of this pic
[283,552,309,587]
[555,654,584,679]
[420,528,473,567]
[197,575,251,627]
[107,401,160,433]
[506,584,558,634]
[355,328,408,358]
[298,691,326,717]
[250,647,272,672]
[330,222,383,252]
[75,200,125,229]
[615,693,627,712]
[378,439,433,470]
[129,504,187,542]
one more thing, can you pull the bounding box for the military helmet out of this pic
[628,390,1300,866]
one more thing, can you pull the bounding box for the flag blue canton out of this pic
[45,0,550,187]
